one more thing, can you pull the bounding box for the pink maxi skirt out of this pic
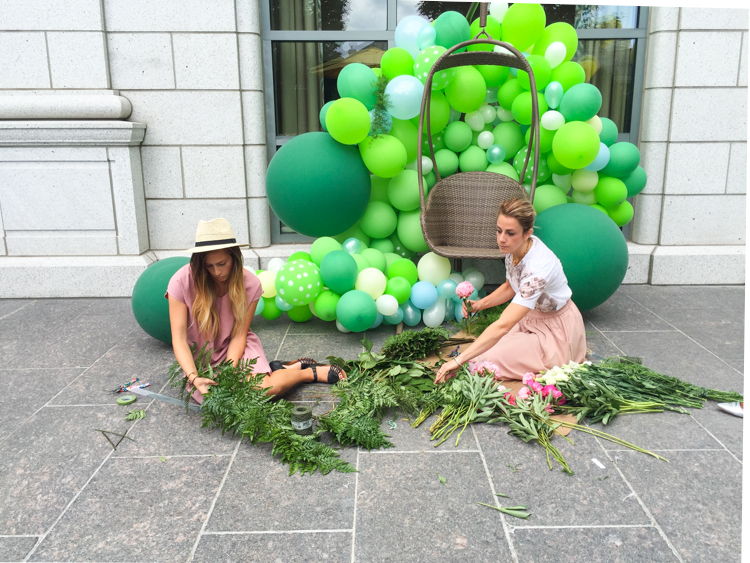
[472,299,587,380]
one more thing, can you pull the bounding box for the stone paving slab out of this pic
[192,531,353,562]
[0,536,38,562]
[583,290,675,332]
[28,456,229,562]
[688,404,743,460]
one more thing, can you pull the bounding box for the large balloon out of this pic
[336,290,378,332]
[359,135,408,178]
[267,132,370,237]
[337,63,378,109]
[132,257,190,343]
[535,204,628,311]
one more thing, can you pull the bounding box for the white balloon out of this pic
[540,110,565,131]
[336,319,351,333]
[423,298,446,328]
[496,106,514,122]
[489,2,509,23]
[465,111,485,132]
[418,252,452,286]
[586,115,603,135]
[544,41,567,69]
[479,104,496,124]
[420,156,434,175]
[464,270,485,291]
[267,257,286,273]
[571,169,599,193]
[448,272,464,284]
[493,44,513,57]
[552,173,572,191]
[477,131,495,150]
[394,15,431,59]
[376,294,399,316]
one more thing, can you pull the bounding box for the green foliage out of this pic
[466,303,510,336]
[125,409,146,421]
[371,74,391,139]
[381,327,451,361]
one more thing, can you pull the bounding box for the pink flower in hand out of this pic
[504,392,517,406]
[455,281,475,299]
[517,386,531,400]
[522,372,536,385]
[528,380,543,394]
[541,384,556,397]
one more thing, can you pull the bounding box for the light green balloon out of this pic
[397,209,428,253]
[590,203,609,215]
[289,251,312,262]
[532,22,579,63]
[514,146,551,183]
[532,184,568,213]
[427,91,451,134]
[314,289,341,321]
[370,175,390,203]
[325,97,371,145]
[351,253,370,272]
[337,63,378,109]
[388,169,421,212]
[594,176,628,209]
[501,3,546,51]
[384,252,401,269]
[546,151,574,175]
[381,47,414,80]
[310,237,342,266]
[359,135,408,178]
[288,304,313,323]
[434,148,459,177]
[550,61,586,93]
[445,66,486,114]
[486,161,520,181]
[275,259,322,306]
[492,122,525,161]
[512,91,549,126]
[459,146,488,172]
[370,238,395,254]
[476,64,510,88]
[389,118,419,163]
[444,121,473,152]
[607,200,634,227]
[360,248,387,273]
[359,201,398,239]
[468,16,503,51]
[424,169,437,189]
[387,258,418,286]
[414,45,454,90]
[524,123,557,154]
[517,55,552,91]
[497,79,524,111]
[571,188,597,205]
[551,121,600,170]
[385,275,412,304]
[389,232,415,259]
[355,267,388,300]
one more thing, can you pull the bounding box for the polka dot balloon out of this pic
[413,46,454,90]
[513,145,552,184]
[273,259,323,307]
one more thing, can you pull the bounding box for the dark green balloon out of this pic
[622,166,648,198]
[336,290,378,332]
[535,203,628,311]
[288,304,313,322]
[261,296,284,320]
[599,142,641,178]
[132,257,190,344]
[266,132,370,237]
[599,117,619,146]
[320,250,359,295]
[559,83,602,123]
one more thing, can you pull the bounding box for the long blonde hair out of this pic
[190,246,247,340]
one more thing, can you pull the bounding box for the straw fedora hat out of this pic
[185,218,249,254]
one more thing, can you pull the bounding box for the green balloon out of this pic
[325,97,371,145]
[314,290,341,321]
[570,188,597,205]
[532,184,568,213]
[486,161,520,181]
[310,237,342,266]
[320,250,359,294]
[288,304,313,323]
[336,289,378,332]
[514,146,551,183]
[517,55,552,91]
[434,11,471,52]
[337,63,378,109]
[424,169,437,189]
[594,176,628,209]
[289,251,312,262]
[535,203,628,311]
[524,123,556,154]
[360,201,398,239]
[428,91,451,133]
[388,257,419,285]
[389,232,415,259]
[445,66,486,114]
[590,203,609,215]
[444,121,473,152]
[501,3,546,51]
[275,259,322,306]
[468,15,503,51]
[550,61,586,93]
[384,252,401,269]
[532,22,579,63]
[414,46,454,90]
[497,78,524,111]
[388,169,421,212]
[267,132,370,237]
[370,238,395,253]
[397,209,428,253]
[599,117,619,146]
[359,135,408,178]
[559,83,603,123]
[132,257,189,343]
[352,253,370,272]
[551,121,600,170]
[600,142,641,178]
[492,122,525,161]
[319,101,333,132]
[546,150,574,175]
[370,175,390,203]
[434,148,459,177]
[332,222,371,246]
[381,47,414,80]
[459,146,488,172]
[423,131,446,154]
[476,64,510,88]
[511,91,548,126]
[622,166,647,198]
[360,248,387,273]
[607,200,634,227]
[385,276,413,304]
[389,118,419,163]
[261,296,284,320]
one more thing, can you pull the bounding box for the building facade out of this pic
[0,1,746,297]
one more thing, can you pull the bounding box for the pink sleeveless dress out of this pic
[166,265,271,403]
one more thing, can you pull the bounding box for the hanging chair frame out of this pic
[416,6,541,260]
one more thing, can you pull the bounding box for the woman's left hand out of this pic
[434,358,460,385]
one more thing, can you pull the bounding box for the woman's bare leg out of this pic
[258,365,346,397]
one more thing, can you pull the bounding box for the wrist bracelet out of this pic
[187,372,197,384]
[454,357,461,366]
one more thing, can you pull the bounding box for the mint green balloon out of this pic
[444,121,473,152]
[492,122,525,161]
[397,209,428,253]
[623,166,647,197]
[435,148,459,177]
[310,237,342,266]
[559,83,603,123]
[319,101,333,132]
[532,184,568,213]
[337,63,378,109]
[360,248,387,273]
[434,11,471,52]
[336,289,377,332]
[599,117,619,146]
[600,142,641,178]
[459,146,488,172]
[320,250,358,294]
[388,169,421,212]
[370,238,395,254]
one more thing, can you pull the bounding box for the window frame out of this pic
[260,1,649,244]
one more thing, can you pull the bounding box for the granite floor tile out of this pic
[0,299,92,334]
[249,315,291,340]
[615,449,741,563]
[602,331,744,394]
[69,297,134,317]
[474,423,650,526]
[50,330,175,406]
[0,406,131,535]
[354,451,512,563]
[512,527,679,562]
[364,323,396,354]
[282,381,341,402]
[584,321,624,359]
[582,290,674,331]
[669,319,743,365]
[193,531,352,562]
[279,333,366,365]
[0,368,84,441]
[285,315,341,335]
[0,536,38,562]
[0,299,32,319]
[371,407,475,453]
[688,405,743,460]
[206,441,357,532]
[29,456,229,562]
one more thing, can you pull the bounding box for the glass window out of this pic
[271,0,388,31]
[272,40,387,137]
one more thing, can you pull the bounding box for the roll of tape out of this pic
[117,395,137,406]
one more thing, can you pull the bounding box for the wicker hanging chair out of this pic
[417,5,541,260]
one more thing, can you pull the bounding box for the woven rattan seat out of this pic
[417,4,541,260]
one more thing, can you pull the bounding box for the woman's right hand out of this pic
[191,377,218,395]
[462,299,482,319]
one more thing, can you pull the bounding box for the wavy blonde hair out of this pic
[498,198,536,233]
[190,246,247,341]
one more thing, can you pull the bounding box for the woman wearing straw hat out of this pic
[166,218,345,404]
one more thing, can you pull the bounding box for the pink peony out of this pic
[558,396,566,405]
[544,404,554,414]
[522,372,536,385]
[528,380,543,394]
[541,384,556,397]
[517,386,531,400]
[504,392,517,406]
[469,360,501,379]
[550,386,563,399]
[455,281,475,299]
